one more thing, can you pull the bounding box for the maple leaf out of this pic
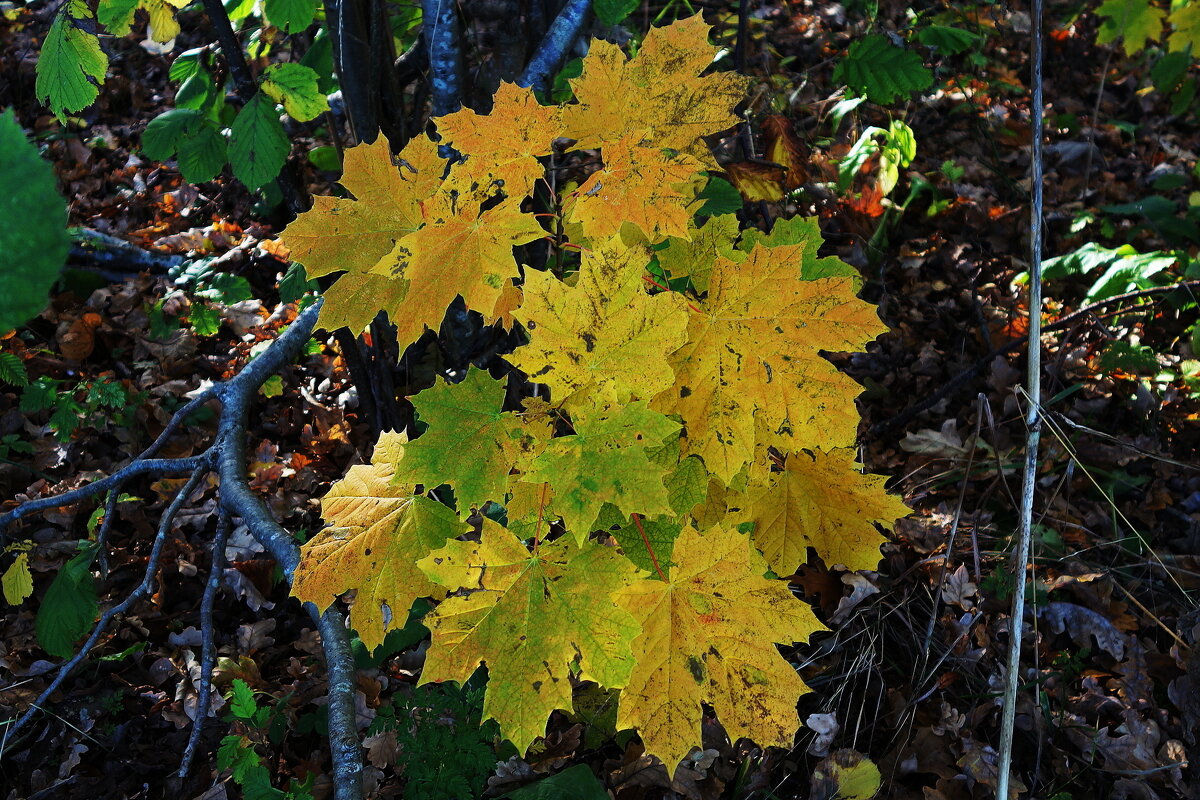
[655,214,739,292]
[417,520,641,752]
[1168,2,1200,52]
[506,237,690,412]
[737,216,859,280]
[567,135,704,243]
[520,402,679,542]
[561,14,749,163]
[1096,0,1166,56]
[394,367,550,512]
[614,525,825,775]
[291,432,470,649]
[736,448,908,575]
[652,239,886,482]
[370,185,545,347]
[280,135,443,333]
[434,82,562,197]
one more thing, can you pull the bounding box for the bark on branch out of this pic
[0,298,363,800]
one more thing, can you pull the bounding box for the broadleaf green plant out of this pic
[0,109,70,333]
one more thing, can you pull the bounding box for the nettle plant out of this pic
[283,16,908,774]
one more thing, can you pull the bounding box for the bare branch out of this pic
[179,508,232,779]
[1,465,210,753]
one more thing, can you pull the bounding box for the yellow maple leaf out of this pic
[291,432,470,649]
[280,135,444,333]
[736,448,908,575]
[562,15,749,164]
[506,236,690,411]
[370,184,546,347]
[653,239,885,482]
[614,525,825,775]
[434,82,562,197]
[567,134,704,243]
[418,520,642,752]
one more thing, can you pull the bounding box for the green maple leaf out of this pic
[417,520,641,753]
[520,403,679,542]
[395,367,550,513]
[1096,0,1166,56]
[1170,3,1200,53]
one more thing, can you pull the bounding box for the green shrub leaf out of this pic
[833,34,932,105]
[0,110,70,334]
[229,94,290,190]
[35,0,109,118]
[917,25,980,55]
[97,0,140,35]
[261,63,329,122]
[263,0,318,32]
[35,545,99,659]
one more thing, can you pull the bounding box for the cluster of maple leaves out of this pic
[282,16,909,775]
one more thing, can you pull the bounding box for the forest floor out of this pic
[3,0,1200,799]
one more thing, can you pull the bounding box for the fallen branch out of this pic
[0,298,363,800]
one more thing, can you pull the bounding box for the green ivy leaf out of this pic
[833,34,933,105]
[196,272,254,304]
[261,63,329,122]
[35,545,99,658]
[36,0,109,118]
[263,0,318,32]
[229,94,290,190]
[0,110,70,334]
